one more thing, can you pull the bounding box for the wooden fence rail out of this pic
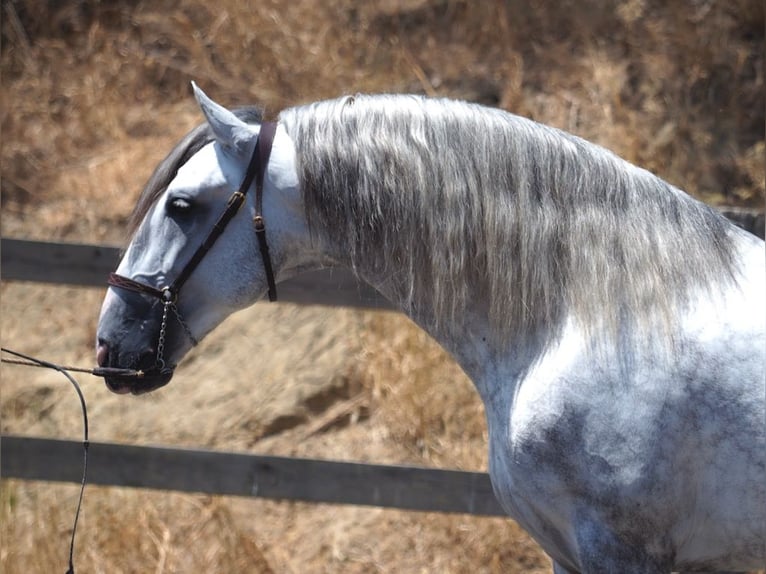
[1,207,763,292]
[0,436,506,516]
[0,237,392,310]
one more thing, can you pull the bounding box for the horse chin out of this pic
[104,369,174,395]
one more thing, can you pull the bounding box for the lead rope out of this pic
[1,347,90,574]
[2,304,196,570]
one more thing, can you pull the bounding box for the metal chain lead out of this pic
[156,298,171,371]
[155,289,198,372]
[170,302,198,348]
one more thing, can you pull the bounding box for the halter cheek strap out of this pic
[253,121,278,302]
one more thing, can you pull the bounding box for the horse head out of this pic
[96,84,308,394]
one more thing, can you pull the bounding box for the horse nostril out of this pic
[139,348,158,368]
[96,340,109,367]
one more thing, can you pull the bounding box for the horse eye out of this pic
[167,197,193,214]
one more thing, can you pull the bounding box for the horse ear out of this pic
[192,82,254,156]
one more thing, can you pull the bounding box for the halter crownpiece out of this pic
[108,121,279,366]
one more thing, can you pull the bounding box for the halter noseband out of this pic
[107,122,279,366]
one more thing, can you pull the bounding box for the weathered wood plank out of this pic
[0,238,391,309]
[2,206,761,303]
[718,207,765,239]
[0,238,120,287]
[2,206,761,293]
[0,435,506,516]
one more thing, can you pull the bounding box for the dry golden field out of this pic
[1,1,763,572]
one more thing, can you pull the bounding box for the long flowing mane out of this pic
[280,94,737,345]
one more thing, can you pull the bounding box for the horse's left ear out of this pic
[192,81,255,157]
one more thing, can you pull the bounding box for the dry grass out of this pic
[2,0,763,228]
[1,0,764,572]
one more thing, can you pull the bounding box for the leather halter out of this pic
[108,121,279,308]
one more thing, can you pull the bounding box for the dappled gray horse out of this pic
[97,85,765,573]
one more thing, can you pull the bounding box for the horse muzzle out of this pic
[103,368,175,395]
[96,340,175,395]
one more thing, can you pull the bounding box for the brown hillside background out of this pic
[1,1,764,572]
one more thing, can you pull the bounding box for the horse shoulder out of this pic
[485,278,765,570]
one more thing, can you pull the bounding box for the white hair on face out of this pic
[280,94,737,348]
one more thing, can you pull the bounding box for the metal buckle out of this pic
[253,214,265,231]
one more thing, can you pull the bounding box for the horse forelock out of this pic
[127,106,264,239]
[280,94,738,347]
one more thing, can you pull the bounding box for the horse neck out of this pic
[344,261,549,398]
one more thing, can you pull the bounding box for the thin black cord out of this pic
[1,348,89,574]
[1,347,143,378]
